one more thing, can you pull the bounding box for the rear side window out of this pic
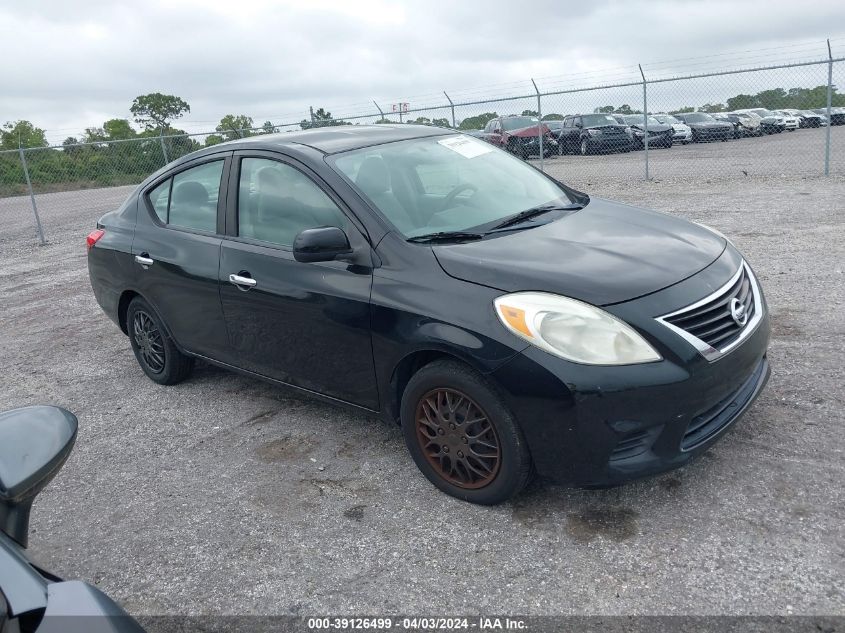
[148,180,170,223]
[147,160,224,232]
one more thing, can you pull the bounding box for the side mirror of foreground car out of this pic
[293,226,353,263]
[0,406,77,548]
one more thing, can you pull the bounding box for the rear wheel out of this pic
[401,360,532,505]
[127,296,194,385]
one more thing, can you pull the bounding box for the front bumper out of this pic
[489,248,771,486]
[586,135,634,151]
[672,128,692,141]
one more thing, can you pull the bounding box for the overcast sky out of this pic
[1,0,844,143]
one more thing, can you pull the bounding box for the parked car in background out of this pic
[556,113,634,155]
[0,406,146,633]
[480,115,557,158]
[771,110,800,131]
[812,107,845,125]
[612,114,674,149]
[794,110,826,127]
[652,113,693,144]
[730,111,763,136]
[674,112,734,142]
[733,108,786,134]
[712,113,746,139]
[87,125,771,504]
[543,119,566,151]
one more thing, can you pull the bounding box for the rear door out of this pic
[131,153,231,358]
[217,151,378,409]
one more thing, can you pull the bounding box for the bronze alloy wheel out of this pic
[415,388,501,489]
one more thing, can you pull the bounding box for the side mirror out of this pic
[293,226,352,263]
[0,406,77,547]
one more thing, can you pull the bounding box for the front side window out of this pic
[146,160,223,232]
[331,134,576,238]
[237,158,346,247]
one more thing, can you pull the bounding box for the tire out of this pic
[400,360,532,505]
[127,296,194,385]
[580,137,590,156]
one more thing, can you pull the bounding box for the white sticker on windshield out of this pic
[437,135,493,159]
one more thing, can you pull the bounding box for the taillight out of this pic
[86,229,105,251]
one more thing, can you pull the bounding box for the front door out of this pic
[217,153,378,409]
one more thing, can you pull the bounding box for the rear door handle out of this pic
[229,273,257,290]
[135,254,154,268]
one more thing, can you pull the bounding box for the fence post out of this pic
[531,79,544,172]
[373,100,385,123]
[444,91,456,128]
[158,132,169,165]
[18,147,46,245]
[825,39,833,176]
[639,64,649,181]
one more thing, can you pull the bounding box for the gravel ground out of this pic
[0,128,843,617]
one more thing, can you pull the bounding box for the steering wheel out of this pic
[437,183,478,214]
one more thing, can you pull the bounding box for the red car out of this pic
[479,115,557,158]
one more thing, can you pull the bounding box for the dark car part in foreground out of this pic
[674,112,735,142]
[88,125,770,504]
[0,406,146,633]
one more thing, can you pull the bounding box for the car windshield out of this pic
[545,120,563,129]
[683,113,715,122]
[331,134,577,238]
[501,117,538,131]
[581,114,618,127]
[655,114,680,124]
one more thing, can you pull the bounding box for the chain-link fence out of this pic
[2,53,843,245]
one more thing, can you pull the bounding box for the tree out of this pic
[82,127,107,143]
[674,106,696,113]
[1,120,48,149]
[458,112,498,130]
[594,105,615,113]
[542,113,565,120]
[431,117,451,128]
[261,121,276,134]
[521,109,538,117]
[300,107,348,129]
[374,118,397,124]
[103,118,137,140]
[216,114,254,140]
[204,134,225,146]
[62,136,82,155]
[130,93,191,132]
[410,116,432,125]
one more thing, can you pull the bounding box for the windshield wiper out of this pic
[488,202,584,231]
[407,231,485,244]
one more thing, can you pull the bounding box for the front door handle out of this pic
[229,273,257,290]
[135,254,154,268]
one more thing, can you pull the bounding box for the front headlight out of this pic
[493,292,661,365]
[586,129,601,136]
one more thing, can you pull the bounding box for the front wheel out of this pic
[400,360,532,505]
[127,296,194,385]
[580,137,590,155]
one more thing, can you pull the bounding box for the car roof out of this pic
[211,124,453,155]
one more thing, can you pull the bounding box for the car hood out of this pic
[630,123,673,132]
[508,124,550,137]
[689,120,732,128]
[431,198,726,306]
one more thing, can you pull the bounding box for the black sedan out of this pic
[613,114,674,148]
[674,112,734,142]
[88,125,770,504]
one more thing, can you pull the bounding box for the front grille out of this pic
[657,261,762,361]
[681,357,767,450]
